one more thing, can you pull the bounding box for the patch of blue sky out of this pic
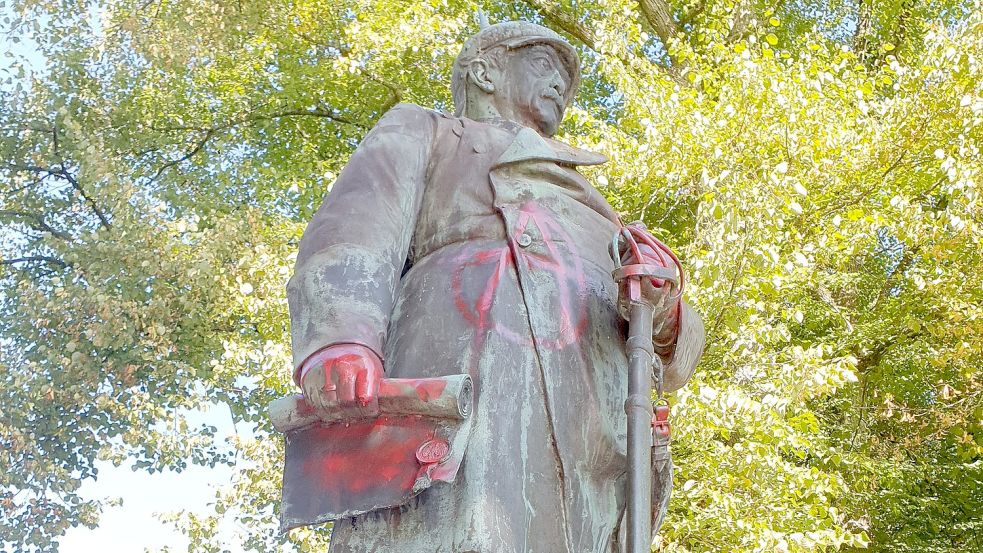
[58,402,243,553]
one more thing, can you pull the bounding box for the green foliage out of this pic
[1,1,980,552]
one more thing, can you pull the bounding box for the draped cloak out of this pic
[287,103,705,553]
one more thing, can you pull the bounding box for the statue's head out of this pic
[452,21,580,137]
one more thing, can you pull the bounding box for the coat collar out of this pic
[493,126,608,168]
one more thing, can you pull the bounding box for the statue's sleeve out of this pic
[655,301,705,392]
[286,103,437,373]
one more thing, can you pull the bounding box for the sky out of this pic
[58,405,238,552]
[1,5,252,552]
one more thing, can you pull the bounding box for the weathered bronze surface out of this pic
[280,20,706,552]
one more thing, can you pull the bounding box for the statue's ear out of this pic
[467,59,496,94]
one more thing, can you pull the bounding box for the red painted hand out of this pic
[618,223,680,318]
[298,344,383,419]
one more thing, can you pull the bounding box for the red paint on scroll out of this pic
[378,379,448,402]
[300,416,433,496]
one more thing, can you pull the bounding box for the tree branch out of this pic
[53,124,111,230]
[638,0,681,50]
[816,284,854,333]
[891,0,917,57]
[635,0,692,81]
[240,108,369,130]
[523,0,600,51]
[706,233,751,346]
[145,106,369,183]
[6,172,49,194]
[679,0,707,28]
[523,0,688,85]
[148,129,214,183]
[854,329,922,373]
[362,73,403,114]
[1,256,70,269]
[854,0,875,60]
[849,372,871,449]
[149,106,368,134]
[0,210,71,240]
[871,246,920,311]
[5,163,112,230]
[60,168,112,230]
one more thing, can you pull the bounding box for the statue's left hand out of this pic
[618,224,679,318]
[616,223,685,357]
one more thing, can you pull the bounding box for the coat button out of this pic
[516,233,533,248]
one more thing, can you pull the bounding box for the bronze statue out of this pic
[276,20,705,553]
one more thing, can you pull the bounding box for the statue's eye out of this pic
[534,56,553,73]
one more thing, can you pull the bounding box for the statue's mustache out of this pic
[541,89,563,106]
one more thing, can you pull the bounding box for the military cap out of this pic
[451,21,581,115]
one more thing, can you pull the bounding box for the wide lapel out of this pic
[492,127,608,169]
[487,126,620,226]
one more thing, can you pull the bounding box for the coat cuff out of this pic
[655,301,705,392]
[293,341,385,388]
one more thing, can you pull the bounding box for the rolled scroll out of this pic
[268,374,473,433]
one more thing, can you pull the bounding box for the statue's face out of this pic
[499,45,570,136]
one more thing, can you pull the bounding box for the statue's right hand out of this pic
[299,344,383,418]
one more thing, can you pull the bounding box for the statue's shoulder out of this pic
[375,102,446,128]
[372,104,474,155]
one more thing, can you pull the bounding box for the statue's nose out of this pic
[551,71,567,97]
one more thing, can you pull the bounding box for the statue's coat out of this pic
[288,103,705,552]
